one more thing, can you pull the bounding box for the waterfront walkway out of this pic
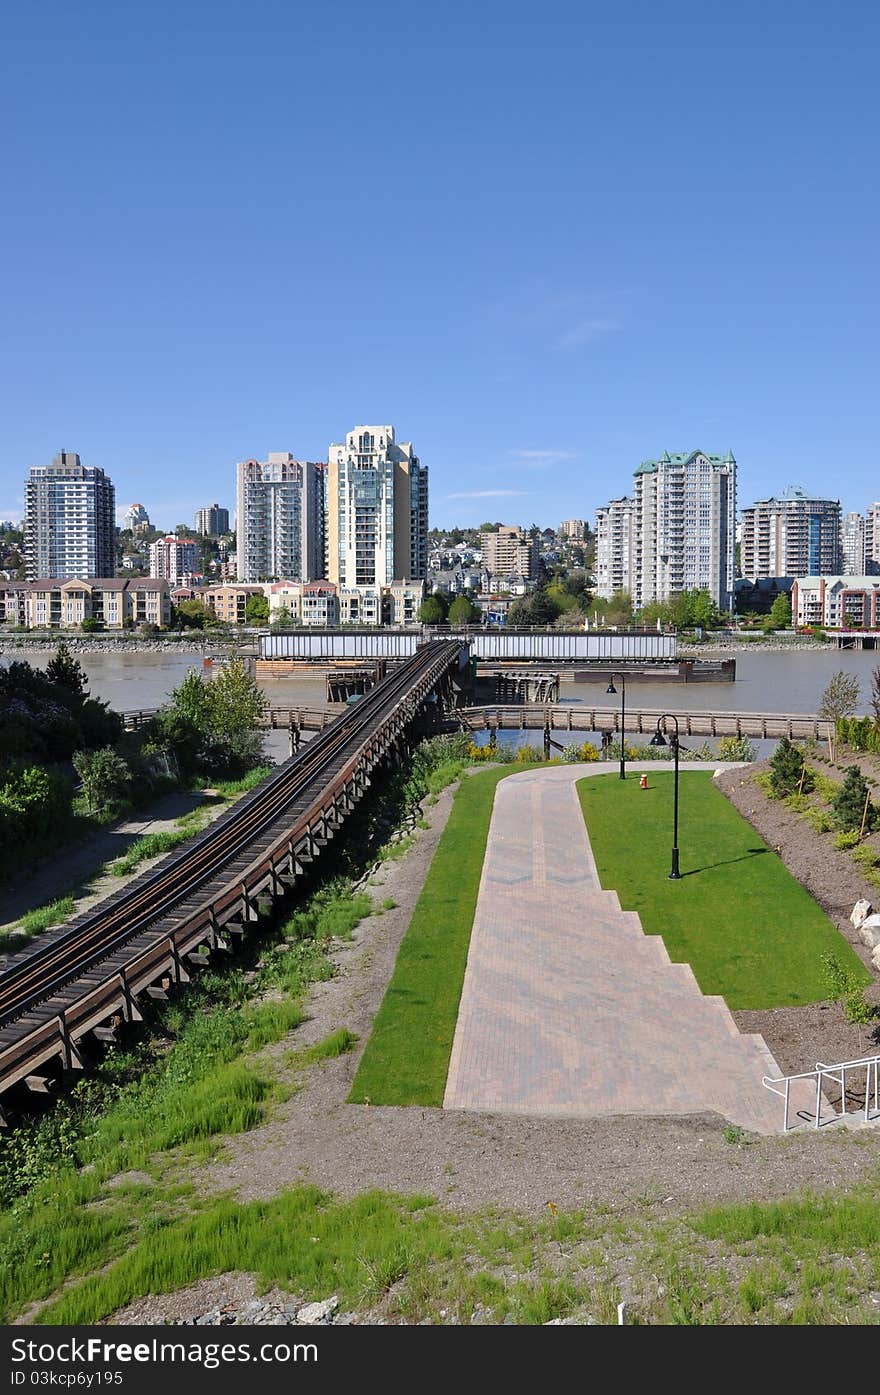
[443,764,792,1134]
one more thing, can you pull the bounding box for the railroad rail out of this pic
[455,704,832,741]
[0,641,462,1118]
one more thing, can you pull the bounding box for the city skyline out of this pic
[2,6,879,528]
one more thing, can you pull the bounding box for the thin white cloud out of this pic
[512,449,576,461]
[557,317,620,348]
[447,489,531,499]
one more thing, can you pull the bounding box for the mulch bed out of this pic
[716,764,880,1075]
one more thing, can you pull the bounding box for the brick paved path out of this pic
[444,764,805,1135]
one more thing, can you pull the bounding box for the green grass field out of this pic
[577,771,868,1009]
[349,766,540,1106]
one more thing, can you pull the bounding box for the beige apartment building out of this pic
[2,578,170,629]
[479,525,538,580]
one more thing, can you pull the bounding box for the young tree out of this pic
[73,747,132,813]
[821,953,876,1052]
[245,593,269,624]
[832,765,876,833]
[46,643,88,703]
[818,670,861,722]
[871,666,880,726]
[447,593,479,624]
[418,593,449,624]
[768,592,792,630]
[769,736,814,796]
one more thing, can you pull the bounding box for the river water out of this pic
[11,645,880,715]
[10,645,880,759]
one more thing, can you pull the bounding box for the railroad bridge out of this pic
[0,640,465,1120]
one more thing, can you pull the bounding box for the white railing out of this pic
[763,1055,880,1132]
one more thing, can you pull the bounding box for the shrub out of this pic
[717,735,756,763]
[562,741,600,763]
[834,829,862,851]
[804,807,835,834]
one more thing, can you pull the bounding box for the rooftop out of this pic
[635,450,736,475]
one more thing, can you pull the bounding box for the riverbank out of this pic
[1,632,242,654]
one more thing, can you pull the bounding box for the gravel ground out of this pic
[716,764,880,1073]
[196,773,880,1225]
[0,788,242,940]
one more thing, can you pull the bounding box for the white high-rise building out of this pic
[865,503,880,572]
[149,535,200,585]
[594,497,634,600]
[24,451,116,580]
[841,512,867,575]
[327,425,428,592]
[632,450,736,610]
[124,503,151,534]
[740,489,841,579]
[235,455,325,583]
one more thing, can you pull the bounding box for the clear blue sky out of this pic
[1,1,877,531]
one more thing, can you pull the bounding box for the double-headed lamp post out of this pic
[649,714,681,880]
[605,673,626,780]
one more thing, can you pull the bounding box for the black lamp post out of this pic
[649,715,681,879]
[606,673,626,780]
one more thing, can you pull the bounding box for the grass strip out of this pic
[28,1176,880,1327]
[349,766,540,1106]
[577,772,868,1009]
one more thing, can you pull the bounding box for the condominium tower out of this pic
[194,504,230,537]
[740,489,841,579]
[841,512,867,575]
[149,535,200,585]
[479,525,538,580]
[24,450,116,580]
[594,497,634,600]
[632,450,736,610]
[235,455,325,583]
[327,425,428,589]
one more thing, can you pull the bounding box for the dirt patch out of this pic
[716,764,880,1072]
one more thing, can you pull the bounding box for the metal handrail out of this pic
[763,1054,880,1132]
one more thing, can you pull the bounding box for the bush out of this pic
[803,807,835,834]
[72,747,132,814]
[562,741,600,762]
[836,716,880,754]
[717,735,756,763]
[834,829,862,850]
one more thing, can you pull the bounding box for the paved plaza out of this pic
[444,764,799,1135]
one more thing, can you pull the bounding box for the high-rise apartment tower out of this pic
[740,489,841,579]
[235,455,325,582]
[633,450,736,610]
[194,504,230,537]
[594,497,635,600]
[24,450,116,580]
[327,425,427,589]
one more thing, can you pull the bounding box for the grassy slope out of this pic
[349,766,540,1106]
[577,771,868,1009]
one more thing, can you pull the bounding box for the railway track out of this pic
[0,640,462,1114]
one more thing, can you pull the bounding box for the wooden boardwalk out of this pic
[457,704,831,741]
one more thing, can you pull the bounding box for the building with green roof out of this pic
[632,449,736,610]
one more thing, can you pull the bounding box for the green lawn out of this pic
[577,772,868,1009]
[349,765,540,1106]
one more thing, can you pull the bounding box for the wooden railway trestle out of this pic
[0,642,462,1119]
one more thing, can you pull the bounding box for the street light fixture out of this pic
[606,673,626,780]
[649,714,681,879]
